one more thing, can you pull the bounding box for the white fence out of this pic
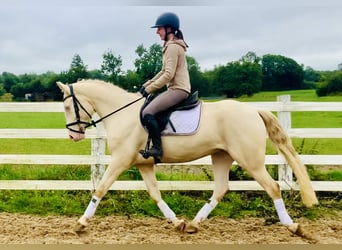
[0,95,341,192]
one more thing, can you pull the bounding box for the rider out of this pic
[139,12,191,159]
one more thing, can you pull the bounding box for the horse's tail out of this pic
[258,110,318,207]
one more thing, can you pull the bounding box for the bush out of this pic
[316,71,342,96]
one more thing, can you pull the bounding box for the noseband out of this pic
[63,84,96,134]
[63,84,144,134]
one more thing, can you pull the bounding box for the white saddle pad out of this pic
[161,103,202,135]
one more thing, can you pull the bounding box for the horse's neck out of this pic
[76,81,136,114]
[75,80,141,128]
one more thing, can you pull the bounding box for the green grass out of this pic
[0,139,90,154]
[292,112,342,128]
[0,165,90,180]
[0,189,340,220]
[0,112,65,128]
[237,89,342,102]
[239,89,342,128]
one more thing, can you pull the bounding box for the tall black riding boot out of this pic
[141,114,163,158]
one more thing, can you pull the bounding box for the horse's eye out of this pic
[65,105,71,111]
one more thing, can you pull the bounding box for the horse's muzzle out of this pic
[69,131,85,141]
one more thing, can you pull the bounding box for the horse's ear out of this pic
[56,81,67,92]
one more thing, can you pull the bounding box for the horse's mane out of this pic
[76,79,132,93]
[72,79,139,104]
[75,79,126,92]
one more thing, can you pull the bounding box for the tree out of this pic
[0,83,5,96]
[214,56,262,98]
[186,56,208,96]
[304,66,320,83]
[201,69,217,96]
[303,66,320,89]
[87,69,105,81]
[40,71,63,101]
[68,54,88,82]
[10,83,25,100]
[134,43,162,82]
[27,79,45,101]
[120,70,141,92]
[101,49,122,83]
[1,72,19,92]
[261,54,304,91]
[316,71,342,96]
[240,51,260,64]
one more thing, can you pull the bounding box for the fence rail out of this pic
[0,95,341,191]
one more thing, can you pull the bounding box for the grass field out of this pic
[237,89,342,102]
[240,89,342,129]
[0,89,341,217]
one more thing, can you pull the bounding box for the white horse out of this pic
[57,79,318,236]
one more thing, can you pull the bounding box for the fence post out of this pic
[276,95,293,186]
[91,114,106,189]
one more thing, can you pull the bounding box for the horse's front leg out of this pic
[138,164,185,232]
[75,156,131,233]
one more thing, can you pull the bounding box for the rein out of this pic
[63,84,144,134]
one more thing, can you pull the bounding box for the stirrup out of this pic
[139,147,163,159]
[139,149,150,159]
[140,137,152,159]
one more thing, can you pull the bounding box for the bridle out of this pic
[63,84,144,134]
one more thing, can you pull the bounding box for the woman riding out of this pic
[139,12,191,159]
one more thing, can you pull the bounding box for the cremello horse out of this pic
[57,79,318,236]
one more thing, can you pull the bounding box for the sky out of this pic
[1,0,342,75]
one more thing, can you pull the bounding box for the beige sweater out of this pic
[143,39,191,94]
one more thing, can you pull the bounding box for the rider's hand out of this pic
[139,86,149,98]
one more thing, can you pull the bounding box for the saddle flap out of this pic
[162,102,202,135]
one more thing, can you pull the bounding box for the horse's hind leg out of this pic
[251,166,318,240]
[247,165,298,231]
[185,151,232,233]
[138,164,185,231]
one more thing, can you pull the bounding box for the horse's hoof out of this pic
[287,223,319,243]
[173,219,186,232]
[287,223,299,234]
[74,222,87,234]
[184,221,199,234]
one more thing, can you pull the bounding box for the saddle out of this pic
[140,91,201,134]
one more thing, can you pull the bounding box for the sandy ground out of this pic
[0,212,341,244]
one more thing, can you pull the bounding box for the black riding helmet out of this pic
[151,12,180,31]
[151,12,188,47]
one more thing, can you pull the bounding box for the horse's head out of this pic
[57,81,95,141]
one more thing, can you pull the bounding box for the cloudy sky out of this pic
[1,0,341,75]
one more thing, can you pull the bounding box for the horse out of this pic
[56,79,318,236]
